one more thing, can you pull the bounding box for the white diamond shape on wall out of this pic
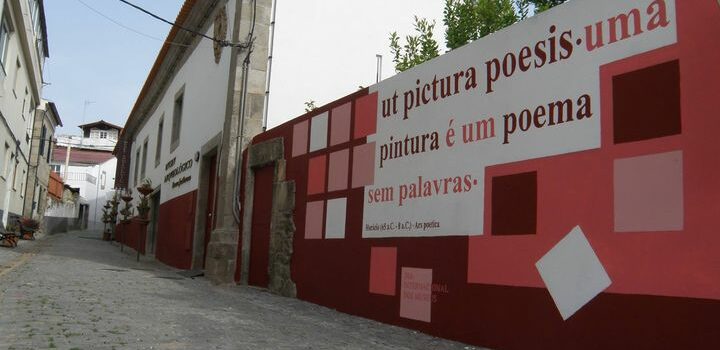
[536,226,611,320]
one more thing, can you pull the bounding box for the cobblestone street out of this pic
[0,231,480,350]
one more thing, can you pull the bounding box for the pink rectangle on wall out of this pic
[328,149,349,192]
[354,92,378,139]
[330,102,351,146]
[307,155,327,195]
[292,120,308,157]
[400,267,432,323]
[351,142,375,188]
[304,201,324,239]
[369,247,397,296]
[614,151,683,232]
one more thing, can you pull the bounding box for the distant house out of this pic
[78,120,121,142]
[48,120,120,229]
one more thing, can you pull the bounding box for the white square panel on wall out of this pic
[536,226,611,320]
[309,112,328,152]
[325,197,347,239]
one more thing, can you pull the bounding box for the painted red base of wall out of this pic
[292,227,720,350]
[156,191,196,269]
[116,219,148,254]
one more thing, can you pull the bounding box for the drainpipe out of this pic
[261,0,278,131]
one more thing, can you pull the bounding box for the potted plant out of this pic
[119,188,134,223]
[136,180,152,220]
[101,201,113,241]
[137,179,153,196]
[1,224,18,248]
[19,217,39,240]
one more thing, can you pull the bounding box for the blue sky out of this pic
[42,0,446,134]
[43,0,183,135]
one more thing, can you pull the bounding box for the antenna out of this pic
[82,100,96,126]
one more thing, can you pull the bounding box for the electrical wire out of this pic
[118,0,248,49]
[75,0,193,48]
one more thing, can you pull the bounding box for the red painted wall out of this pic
[238,1,720,349]
[116,219,147,255]
[156,190,196,269]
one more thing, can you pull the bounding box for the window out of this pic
[38,125,46,156]
[171,90,184,152]
[20,170,25,197]
[13,58,21,96]
[100,171,106,190]
[133,149,140,186]
[155,117,163,167]
[141,138,148,179]
[99,131,108,139]
[21,89,27,120]
[11,155,17,190]
[0,143,8,178]
[50,164,60,173]
[0,14,10,73]
[28,1,39,31]
[46,136,52,162]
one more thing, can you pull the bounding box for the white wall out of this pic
[127,0,236,206]
[0,0,47,224]
[58,157,117,229]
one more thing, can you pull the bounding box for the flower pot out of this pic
[137,186,153,196]
[20,228,35,240]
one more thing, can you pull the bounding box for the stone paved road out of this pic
[0,230,483,350]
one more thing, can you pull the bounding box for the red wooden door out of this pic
[249,165,273,288]
[202,154,217,268]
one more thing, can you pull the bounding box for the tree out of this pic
[528,0,565,12]
[390,0,566,71]
[389,16,440,72]
[444,0,522,50]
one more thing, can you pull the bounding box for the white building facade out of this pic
[116,0,271,275]
[0,0,49,226]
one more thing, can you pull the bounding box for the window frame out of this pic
[0,11,11,75]
[155,116,164,167]
[170,88,184,152]
[133,148,140,187]
[141,137,148,180]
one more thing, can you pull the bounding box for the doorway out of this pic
[147,190,161,255]
[248,165,273,288]
[202,153,218,268]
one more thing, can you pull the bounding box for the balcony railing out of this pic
[62,172,96,185]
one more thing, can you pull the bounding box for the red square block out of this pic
[369,247,397,296]
[304,201,324,239]
[354,92,378,139]
[328,149,349,192]
[307,155,327,195]
[292,120,309,157]
[330,102,351,146]
[352,142,375,188]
